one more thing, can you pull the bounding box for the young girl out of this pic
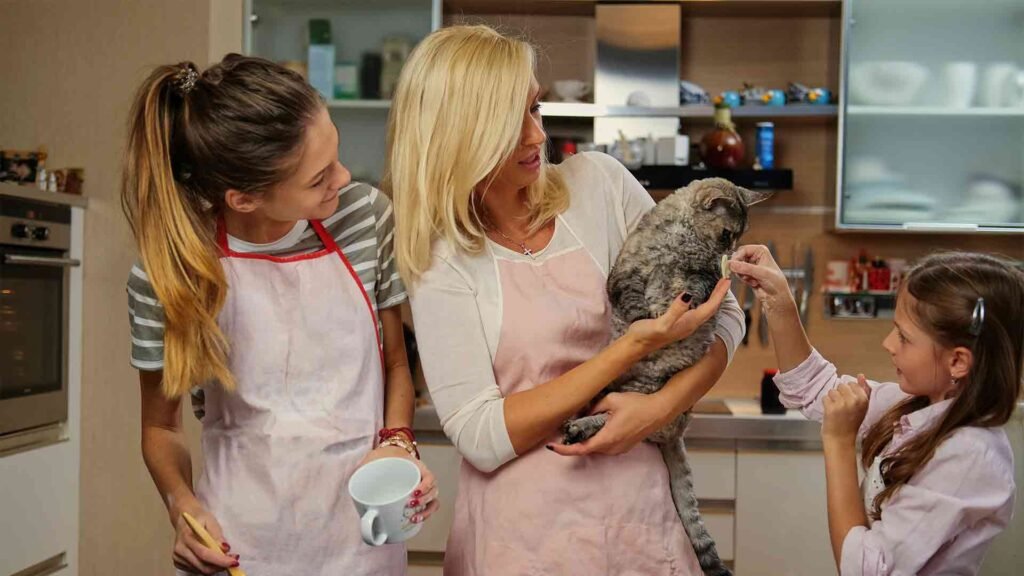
[731,247,1022,575]
[123,55,436,575]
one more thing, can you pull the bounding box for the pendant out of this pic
[523,247,533,257]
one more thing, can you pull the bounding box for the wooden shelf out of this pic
[442,0,841,18]
[327,100,837,119]
[0,182,88,208]
[630,166,793,190]
[543,102,837,119]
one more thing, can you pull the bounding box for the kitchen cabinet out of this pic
[244,0,439,183]
[734,449,834,575]
[407,442,461,555]
[837,0,1024,232]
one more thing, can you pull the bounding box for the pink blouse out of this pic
[774,349,1016,576]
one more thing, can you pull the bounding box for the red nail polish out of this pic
[231,560,240,567]
[413,489,422,497]
[409,499,420,507]
[221,542,230,552]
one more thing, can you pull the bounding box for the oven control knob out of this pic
[11,223,30,238]
[32,227,50,241]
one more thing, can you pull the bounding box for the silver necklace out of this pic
[492,227,535,259]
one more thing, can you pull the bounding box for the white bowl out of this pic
[553,80,590,103]
[849,61,930,106]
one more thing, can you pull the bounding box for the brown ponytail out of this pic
[121,55,322,398]
[860,252,1024,519]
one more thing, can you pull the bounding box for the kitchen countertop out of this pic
[414,398,827,450]
[415,399,1024,451]
[0,182,88,207]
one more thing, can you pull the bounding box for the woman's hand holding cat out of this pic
[728,244,796,317]
[625,277,731,354]
[548,392,670,456]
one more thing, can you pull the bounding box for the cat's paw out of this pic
[561,414,606,445]
[561,420,587,445]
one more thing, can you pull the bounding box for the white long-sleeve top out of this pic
[410,152,745,472]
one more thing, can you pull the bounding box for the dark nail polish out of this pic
[681,293,693,303]
[231,561,240,567]
[545,444,554,451]
[221,542,230,552]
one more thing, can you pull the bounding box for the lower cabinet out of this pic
[408,441,838,575]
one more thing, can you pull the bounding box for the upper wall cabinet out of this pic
[837,0,1024,233]
[244,0,440,183]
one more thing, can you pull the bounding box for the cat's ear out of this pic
[706,197,737,217]
[739,187,774,206]
[694,179,741,214]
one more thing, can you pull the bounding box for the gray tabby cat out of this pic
[562,178,771,576]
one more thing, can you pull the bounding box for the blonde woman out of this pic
[387,26,744,574]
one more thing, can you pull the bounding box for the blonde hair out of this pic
[121,55,322,398]
[385,25,568,284]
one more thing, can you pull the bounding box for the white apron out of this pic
[179,220,405,575]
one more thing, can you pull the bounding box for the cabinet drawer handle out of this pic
[3,254,80,267]
[902,222,979,232]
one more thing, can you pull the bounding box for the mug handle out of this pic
[361,508,388,546]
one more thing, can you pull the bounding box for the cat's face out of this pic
[677,178,772,253]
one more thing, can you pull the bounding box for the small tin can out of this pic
[756,122,775,169]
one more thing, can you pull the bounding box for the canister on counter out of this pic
[755,121,775,170]
[760,369,786,414]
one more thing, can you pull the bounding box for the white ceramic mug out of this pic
[348,457,422,546]
[940,62,976,108]
[979,63,1017,107]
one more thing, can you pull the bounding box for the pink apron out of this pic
[181,220,405,575]
[443,236,703,575]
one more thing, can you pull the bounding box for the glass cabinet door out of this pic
[839,0,1024,232]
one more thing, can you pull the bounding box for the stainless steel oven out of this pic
[0,196,78,437]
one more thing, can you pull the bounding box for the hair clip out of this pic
[969,297,985,337]
[174,162,194,183]
[174,65,199,96]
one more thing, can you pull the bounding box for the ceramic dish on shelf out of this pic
[849,61,930,106]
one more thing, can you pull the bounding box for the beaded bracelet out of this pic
[378,427,416,443]
[379,435,420,460]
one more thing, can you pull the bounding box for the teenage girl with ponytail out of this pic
[123,55,436,575]
[731,247,1022,575]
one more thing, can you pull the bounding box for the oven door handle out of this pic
[3,254,81,267]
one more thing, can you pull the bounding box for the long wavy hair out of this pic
[860,252,1024,519]
[121,54,322,397]
[385,25,568,285]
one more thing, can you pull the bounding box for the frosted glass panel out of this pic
[840,0,1024,230]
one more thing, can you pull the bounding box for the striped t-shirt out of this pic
[126,182,406,415]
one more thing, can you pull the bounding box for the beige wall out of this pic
[0,1,240,574]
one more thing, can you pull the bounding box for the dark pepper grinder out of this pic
[760,368,786,414]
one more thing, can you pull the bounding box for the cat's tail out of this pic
[660,438,732,576]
